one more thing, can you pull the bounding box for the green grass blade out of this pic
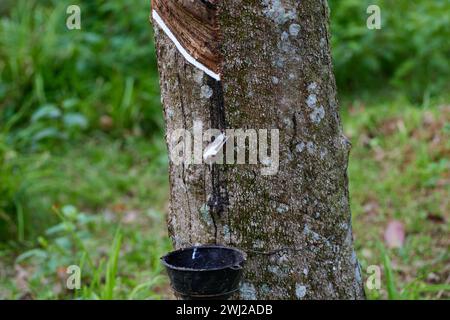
[102,228,123,300]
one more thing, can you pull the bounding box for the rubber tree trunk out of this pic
[152,0,365,299]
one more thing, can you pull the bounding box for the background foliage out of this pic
[330,0,450,102]
[0,0,448,299]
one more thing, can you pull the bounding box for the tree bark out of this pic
[152,0,365,299]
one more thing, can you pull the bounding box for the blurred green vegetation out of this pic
[0,0,449,299]
[330,0,450,101]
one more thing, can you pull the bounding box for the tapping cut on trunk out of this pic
[151,0,222,80]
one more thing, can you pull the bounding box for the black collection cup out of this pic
[161,245,246,300]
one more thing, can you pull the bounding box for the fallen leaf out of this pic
[384,220,405,248]
[122,210,139,224]
[373,146,386,162]
[427,272,440,284]
[378,117,404,136]
[56,266,67,281]
[14,264,30,293]
[426,213,446,224]
[112,203,126,213]
[100,115,113,130]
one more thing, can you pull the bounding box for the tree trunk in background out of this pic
[153,0,365,299]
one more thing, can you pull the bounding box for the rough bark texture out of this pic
[153,0,365,300]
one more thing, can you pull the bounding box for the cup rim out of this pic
[160,244,247,272]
